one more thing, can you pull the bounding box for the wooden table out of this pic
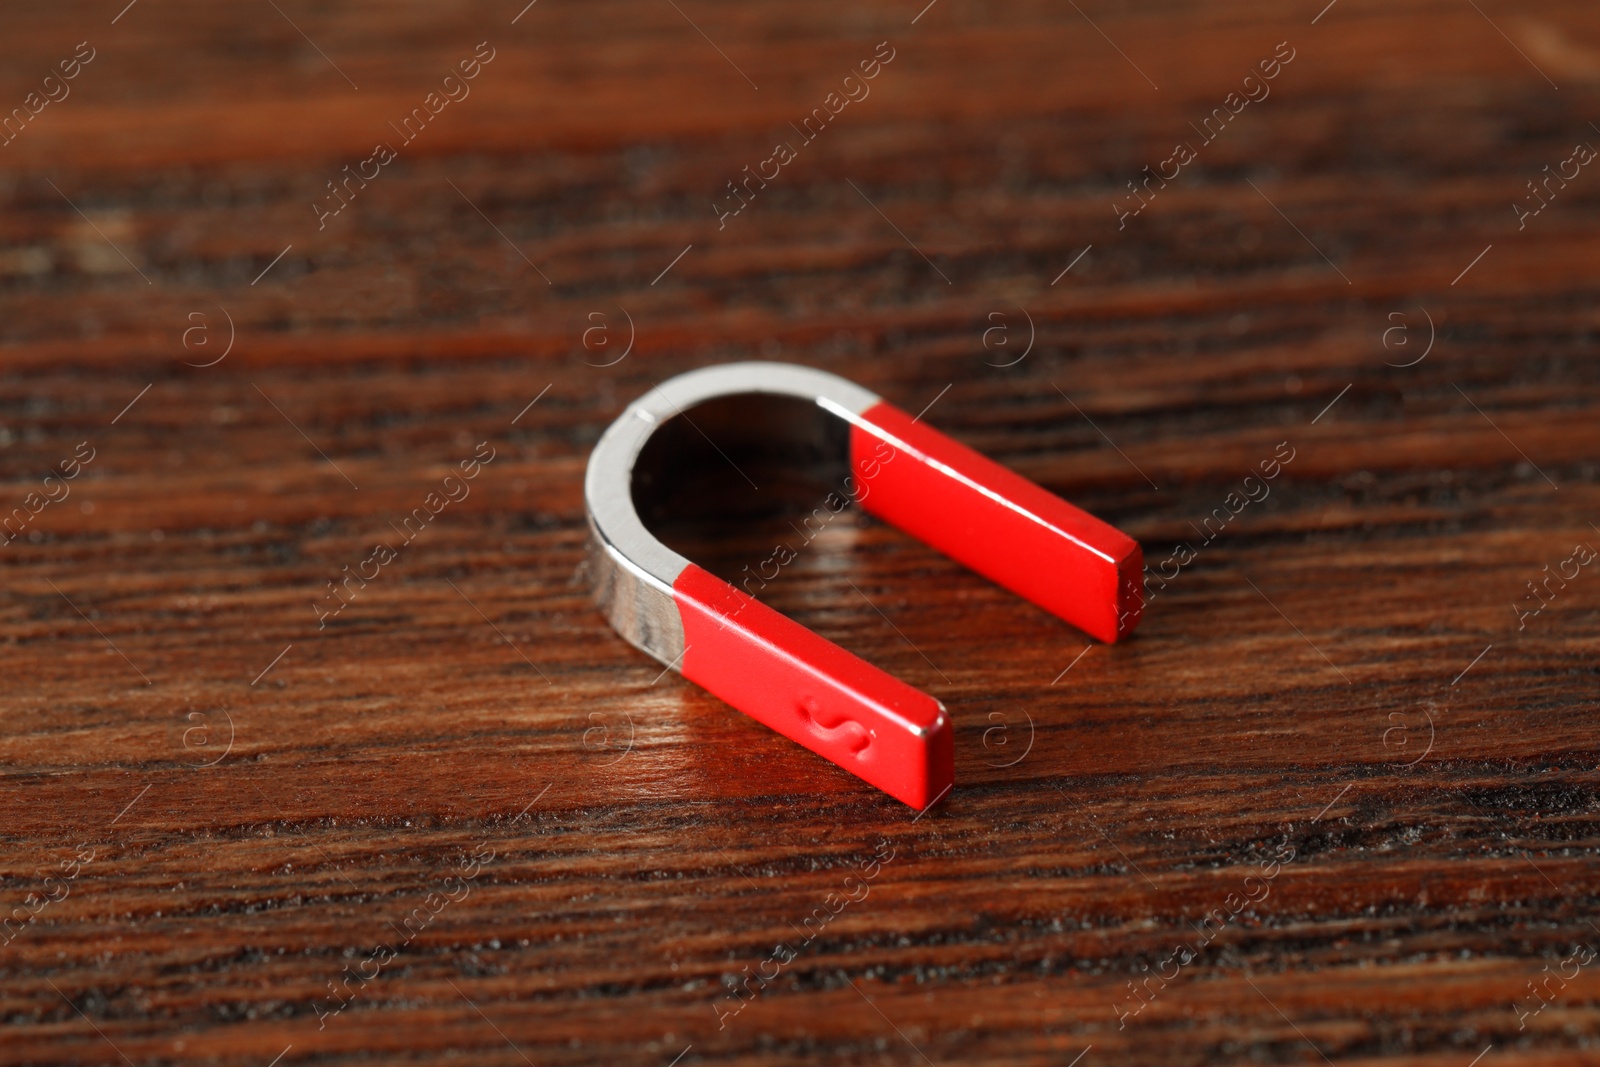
[3,0,1598,1063]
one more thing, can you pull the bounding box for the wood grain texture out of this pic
[3,0,1599,1064]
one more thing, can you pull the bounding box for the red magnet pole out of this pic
[585,363,1143,810]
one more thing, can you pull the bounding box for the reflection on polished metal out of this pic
[585,361,1143,809]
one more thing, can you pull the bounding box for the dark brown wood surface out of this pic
[3,0,1600,1064]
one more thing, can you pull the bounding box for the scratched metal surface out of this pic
[2,0,1599,1064]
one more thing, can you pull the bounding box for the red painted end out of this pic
[850,401,1144,643]
[673,563,954,810]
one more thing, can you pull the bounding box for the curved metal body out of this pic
[586,362,878,668]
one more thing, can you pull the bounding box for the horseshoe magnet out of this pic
[585,362,1143,809]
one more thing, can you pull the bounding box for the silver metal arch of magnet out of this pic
[584,361,1145,810]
